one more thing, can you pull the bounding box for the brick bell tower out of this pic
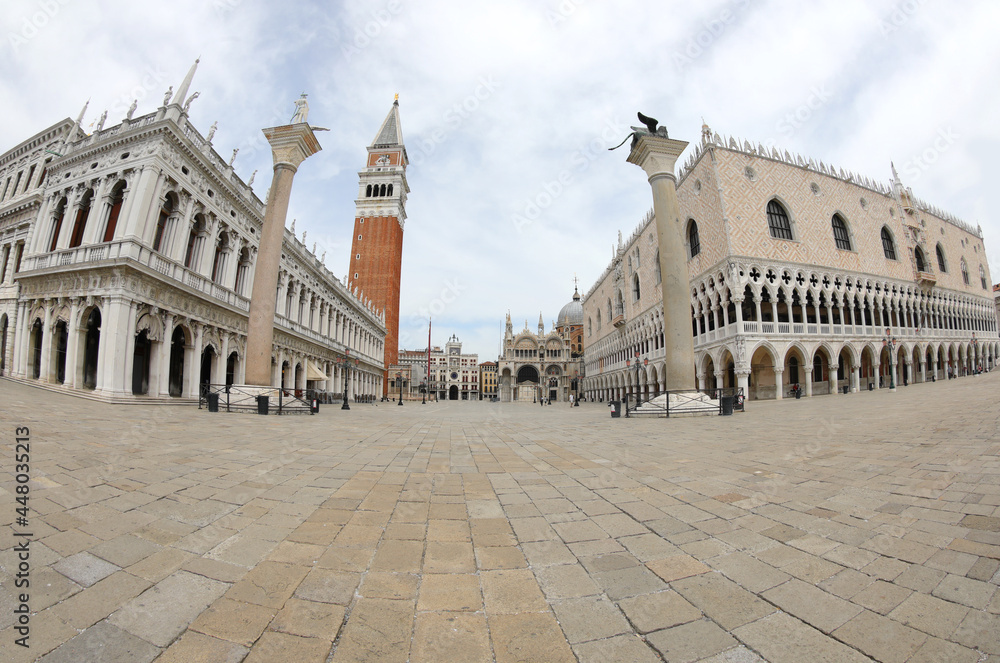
[349,97,409,397]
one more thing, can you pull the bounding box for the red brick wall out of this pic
[348,215,403,396]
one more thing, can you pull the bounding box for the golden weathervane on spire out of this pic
[394,93,399,101]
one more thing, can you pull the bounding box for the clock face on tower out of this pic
[451,372,458,380]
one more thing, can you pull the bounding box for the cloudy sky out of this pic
[3,0,997,360]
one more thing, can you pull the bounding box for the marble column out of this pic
[627,129,695,390]
[244,122,322,385]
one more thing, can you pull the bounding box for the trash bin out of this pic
[795,389,801,399]
[256,394,269,415]
[310,398,319,414]
[842,385,849,394]
[868,383,874,391]
[720,395,734,415]
[610,400,621,418]
[206,393,219,413]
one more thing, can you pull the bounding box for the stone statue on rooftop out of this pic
[206,121,218,142]
[95,111,107,132]
[183,91,200,113]
[126,99,137,121]
[229,148,238,167]
[163,86,173,106]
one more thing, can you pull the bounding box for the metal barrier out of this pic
[198,384,323,415]
[621,387,745,418]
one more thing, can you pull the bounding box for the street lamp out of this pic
[882,328,897,391]
[573,371,580,406]
[335,351,359,410]
[396,371,403,405]
[626,351,648,411]
[421,380,426,404]
[971,333,978,374]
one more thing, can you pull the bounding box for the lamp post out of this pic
[971,333,978,374]
[336,351,359,410]
[396,371,403,405]
[882,328,897,391]
[573,371,580,406]
[421,380,426,404]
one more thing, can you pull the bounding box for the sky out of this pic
[2,0,998,361]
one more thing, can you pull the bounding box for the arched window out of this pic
[936,243,947,272]
[688,219,700,257]
[211,229,229,283]
[69,189,94,248]
[788,356,799,384]
[980,265,988,290]
[185,214,205,269]
[587,318,592,336]
[914,247,926,272]
[881,227,896,260]
[387,183,393,196]
[103,182,126,243]
[380,184,387,196]
[831,214,851,250]
[366,184,372,197]
[153,193,175,253]
[813,354,823,381]
[632,273,641,301]
[606,299,612,322]
[49,197,67,252]
[767,200,793,240]
[961,259,969,285]
[596,310,601,330]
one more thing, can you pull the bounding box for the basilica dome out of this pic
[556,288,583,329]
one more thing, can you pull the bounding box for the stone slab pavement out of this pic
[0,373,999,662]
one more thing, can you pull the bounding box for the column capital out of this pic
[627,132,689,181]
[262,123,323,170]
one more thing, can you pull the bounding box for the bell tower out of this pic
[349,97,409,396]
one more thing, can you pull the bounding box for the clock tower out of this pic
[349,98,409,396]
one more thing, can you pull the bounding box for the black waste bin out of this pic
[207,393,219,413]
[842,385,849,394]
[868,383,874,391]
[310,398,319,414]
[610,400,621,418]
[720,395,734,415]
[795,389,801,399]
[256,394,269,415]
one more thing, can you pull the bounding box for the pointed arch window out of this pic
[980,265,988,290]
[766,200,793,240]
[881,227,896,260]
[914,246,926,272]
[831,214,851,250]
[936,244,947,272]
[687,219,700,257]
[632,273,641,301]
[961,259,969,285]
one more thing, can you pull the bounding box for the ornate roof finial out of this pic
[171,58,200,106]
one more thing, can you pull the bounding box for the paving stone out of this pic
[475,545,527,570]
[246,631,331,663]
[189,597,274,647]
[535,563,601,599]
[489,612,576,663]
[51,551,119,587]
[707,551,791,593]
[573,634,662,663]
[695,646,768,662]
[226,561,309,608]
[905,636,982,663]
[618,589,702,633]
[411,611,491,662]
[269,597,346,641]
[294,567,361,605]
[832,610,927,663]
[733,612,872,663]
[932,572,997,609]
[593,564,667,600]
[109,570,229,647]
[893,563,947,592]
[417,573,482,611]
[481,569,548,614]
[817,568,875,599]
[672,572,775,630]
[887,591,969,639]
[358,571,419,600]
[155,630,249,663]
[646,554,711,582]
[37,620,160,663]
[850,579,912,614]
[952,609,1000,655]
[424,541,476,573]
[967,556,1000,581]
[646,619,737,663]
[47,571,152,630]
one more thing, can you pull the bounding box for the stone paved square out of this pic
[1,374,999,661]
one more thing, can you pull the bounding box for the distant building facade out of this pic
[498,288,585,403]
[582,124,999,402]
[479,361,497,400]
[0,63,386,401]
[399,335,479,401]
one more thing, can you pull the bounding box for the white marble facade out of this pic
[0,68,385,402]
